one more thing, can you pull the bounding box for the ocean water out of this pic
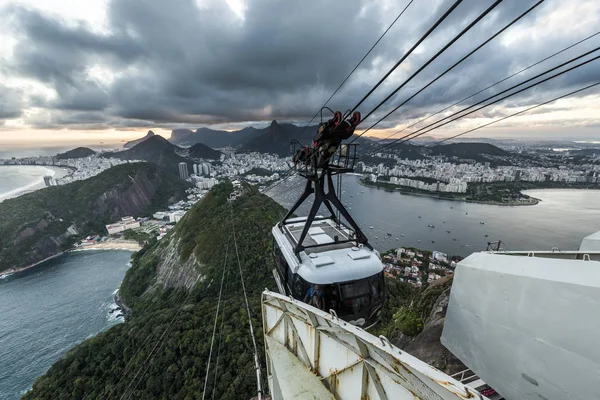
[267,174,600,256]
[0,166,60,202]
[0,251,132,400]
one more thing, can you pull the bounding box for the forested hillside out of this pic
[0,163,189,272]
[23,182,286,400]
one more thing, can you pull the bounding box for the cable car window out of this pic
[340,280,370,299]
[368,274,383,302]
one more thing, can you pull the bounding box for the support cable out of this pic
[120,272,205,400]
[296,0,416,138]
[367,50,600,153]
[430,81,600,145]
[229,203,263,400]
[358,29,600,150]
[347,0,464,116]
[202,243,230,400]
[352,0,545,141]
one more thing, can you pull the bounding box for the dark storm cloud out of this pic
[0,85,24,119]
[2,0,599,131]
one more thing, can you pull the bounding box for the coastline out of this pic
[73,240,142,252]
[0,165,70,202]
[0,252,65,279]
[0,241,140,279]
[357,178,540,207]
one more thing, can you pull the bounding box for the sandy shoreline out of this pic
[0,165,70,202]
[0,241,140,279]
[73,241,142,251]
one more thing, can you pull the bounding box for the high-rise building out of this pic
[178,162,189,180]
[202,163,209,175]
[43,175,53,187]
[193,164,198,175]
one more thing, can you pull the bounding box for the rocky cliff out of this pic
[388,277,466,375]
[0,162,189,272]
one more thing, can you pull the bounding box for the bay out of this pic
[0,251,132,400]
[267,174,600,256]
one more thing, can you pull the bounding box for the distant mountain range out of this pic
[124,130,155,148]
[56,147,96,160]
[170,126,265,148]
[118,121,512,163]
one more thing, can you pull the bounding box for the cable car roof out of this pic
[273,216,383,285]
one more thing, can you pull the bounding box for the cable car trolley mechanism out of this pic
[271,109,385,329]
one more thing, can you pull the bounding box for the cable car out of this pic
[271,109,385,329]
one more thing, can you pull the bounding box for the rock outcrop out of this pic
[391,277,467,375]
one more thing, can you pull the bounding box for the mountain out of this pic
[23,182,286,400]
[170,126,264,148]
[56,147,96,160]
[124,130,155,148]
[186,142,222,160]
[0,163,189,273]
[429,142,508,159]
[239,120,317,156]
[106,135,193,173]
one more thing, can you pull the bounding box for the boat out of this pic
[452,238,457,241]
[418,216,421,218]
[465,212,468,215]
[417,240,421,243]
[386,233,392,237]
[480,221,485,225]
[431,240,435,244]
[485,234,489,237]
[369,226,374,229]
[446,230,451,233]
[395,238,399,241]
[401,234,405,237]
[428,224,435,228]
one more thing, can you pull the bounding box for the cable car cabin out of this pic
[272,216,385,329]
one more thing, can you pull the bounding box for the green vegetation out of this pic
[123,229,156,245]
[243,167,273,177]
[56,147,96,159]
[374,276,453,339]
[24,182,286,400]
[392,307,423,337]
[0,163,189,272]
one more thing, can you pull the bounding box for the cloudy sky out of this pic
[0,0,599,146]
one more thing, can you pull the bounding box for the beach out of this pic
[0,165,69,202]
[73,240,142,252]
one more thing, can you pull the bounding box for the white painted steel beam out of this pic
[262,290,487,400]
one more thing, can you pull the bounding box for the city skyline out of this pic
[0,0,599,145]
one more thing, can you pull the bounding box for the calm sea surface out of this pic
[0,251,131,400]
[267,174,600,256]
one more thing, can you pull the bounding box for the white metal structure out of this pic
[262,290,488,400]
[442,236,600,400]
